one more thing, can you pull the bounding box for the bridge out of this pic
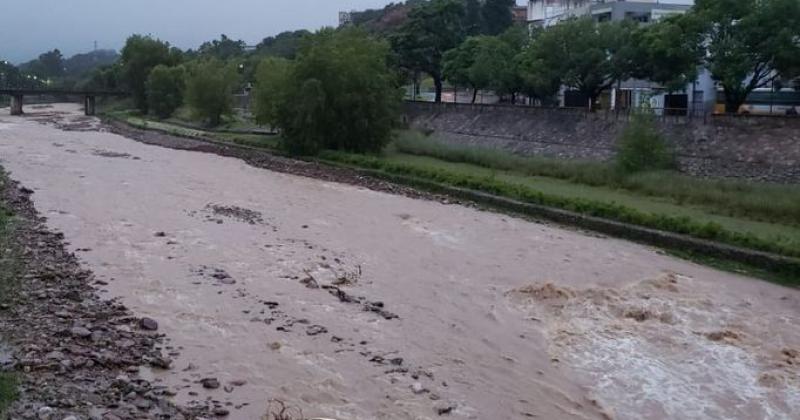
[0,88,128,116]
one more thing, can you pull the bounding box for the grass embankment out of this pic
[0,174,19,413]
[392,131,800,226]
[106,112,800,279]
[107,110,280,150]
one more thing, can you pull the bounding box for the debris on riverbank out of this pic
[0,170,211,419]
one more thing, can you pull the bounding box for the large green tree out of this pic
[391,0,466,102]
[481,0,515,36]
[464,0,483,36]
[253,28,400,155]
[514,27,561,105]
[184,59,238,127]
[529,18,637,109]
[198,34,246,60]
[442,37,483,102]
[0,60,23,89]
[693,0,800,113]
[252,57,292,128]
[146,65,185,119]
[120,35,182,112]
[443,33,521,103]
[630,15,705,92]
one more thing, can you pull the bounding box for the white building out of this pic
[528,0,695,27]
[527,0,717,114]
[338,11,354,27]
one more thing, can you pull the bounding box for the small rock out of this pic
[201,378,220,389]
[139,317,159,331]
[411,382,428,394]
[213,407,230,417]
[436,405,455,416]
[154,231,167,237]
[148,356,172,369]
[306,325,328,336]
[133,397,152,410]
[37,406,54,420]
[70,326,92,338]
[228,379,247,387]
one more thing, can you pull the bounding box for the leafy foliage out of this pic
[616,111,675,174]
[121,35,182,112]
[198,34,246,60]
[443,33,520,102]
[528,18,637,109]
[253,28,400,155]
[252,57,293,128]
[630,16,705,92]
[146,65,185,119]
[391,0,466,102]
[481,0,515,35]
[18,49,65,79]
[692,0,800,113]
[184,59,238,127]
[255,30,311,59]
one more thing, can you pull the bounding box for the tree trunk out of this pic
[472,88,478,104]
[588,94,597,112]
[434,76,443,103]
[723,88,747,114]
[511,93,517,105]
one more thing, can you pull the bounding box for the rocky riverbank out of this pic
[0,170,211,419]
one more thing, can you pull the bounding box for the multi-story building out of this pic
[512,6,530,24]
[526,0,716,114]
[527,0,694,27]
[338,11,354,27]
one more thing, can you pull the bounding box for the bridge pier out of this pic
[83,95,96,116]
[10,94,23,115]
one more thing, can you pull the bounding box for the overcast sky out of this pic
[1,0,527,64]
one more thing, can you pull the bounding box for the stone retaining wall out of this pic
[404,102,800,183]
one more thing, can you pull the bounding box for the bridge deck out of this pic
[0,88,127,96]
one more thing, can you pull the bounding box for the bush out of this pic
[184,59,238,127]
[615,111,675,174]
[146,65,185,119]
[252,57,292,129]
[253,28,401,155]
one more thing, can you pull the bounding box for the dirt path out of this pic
[1,104,799,420]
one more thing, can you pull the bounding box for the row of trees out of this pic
[1,49,118,90]
[395,0,800,112]
[390,0,517,102]
[116,35,240,125]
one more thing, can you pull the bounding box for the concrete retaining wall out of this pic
[404,102,800,183]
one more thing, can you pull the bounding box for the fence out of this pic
[404,99,800,125]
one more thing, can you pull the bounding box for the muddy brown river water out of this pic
[1,104,799,420]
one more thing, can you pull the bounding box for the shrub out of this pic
[615,111,675,174]
[146,65,185,119]
[184,59,238,127]
[253,28,401,155]
[252,57,292,130]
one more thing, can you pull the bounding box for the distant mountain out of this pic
[64,49,119,78]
